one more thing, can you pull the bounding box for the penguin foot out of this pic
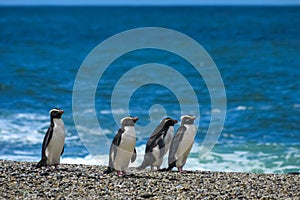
[178,167,186,174]
[136,166,145,171]
[157,168,169,172]
[150,166,160,171]
[167,162,175,171]
[117,171,126,177]
[36,159,47,168]
[136,162,148,171]
[117,171,122,176]
[103,167,114,174]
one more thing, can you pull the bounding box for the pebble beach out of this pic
[1,160,299,199]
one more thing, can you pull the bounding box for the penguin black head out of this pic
[120,116,139,127]
[49,108,64,119]
[180,115,196,125]
[162,117,178,126]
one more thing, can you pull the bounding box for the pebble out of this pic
[0,160,299,199]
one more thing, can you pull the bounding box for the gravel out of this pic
[0,160,299,199]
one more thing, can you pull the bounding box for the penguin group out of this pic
[37,108,197,176]
[104,114,197,176]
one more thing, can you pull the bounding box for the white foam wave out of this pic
[294,104,300,108]
[62,154,102,165]
[100,109,127,115]
[15,113,48,121]
[0,155,38,162]
[2,141,299,174]
[0,113,48,145]
[198,146,300,174]
[235,106,247,111]
[59,143,300,174]
[60,144,211,171]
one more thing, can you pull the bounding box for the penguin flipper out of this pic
[113,128,124,146]
[42,127,53,156]
[37,126,53,168]
[146,129,166,153]
[168,125,186,168]
[148,121,166,141]
[108,143,117,169]
[131,148,137,163]
[157,138,165,159]
[61,146,64,156]
[108,128,124,170]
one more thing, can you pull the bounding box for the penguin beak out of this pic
[173,120,178,124]
[59,110,64,115]
[132,117,139,123]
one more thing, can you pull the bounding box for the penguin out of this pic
[104,116,138,176]
[37,108,65,168]
[167,115,196,173]
[137,117,178,171]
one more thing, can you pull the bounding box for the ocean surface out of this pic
[0,6,299,174]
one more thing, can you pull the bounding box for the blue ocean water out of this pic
[0,6,299,173]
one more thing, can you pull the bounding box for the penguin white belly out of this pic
[114,127,136,171]
[175,125,196,167]
[46,119,65,165]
